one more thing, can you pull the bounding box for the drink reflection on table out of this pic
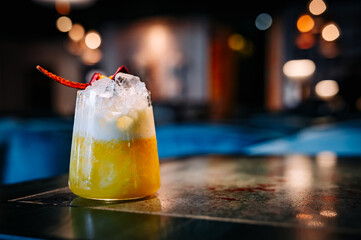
[69,196,162,239]
[287,153,339,240]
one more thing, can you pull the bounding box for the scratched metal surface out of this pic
[9,155,361,234]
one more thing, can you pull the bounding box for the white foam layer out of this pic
[72,75,156,141]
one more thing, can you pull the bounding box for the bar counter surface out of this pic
[0,155,361,239]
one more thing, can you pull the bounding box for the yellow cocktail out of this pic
[68,72,160,200]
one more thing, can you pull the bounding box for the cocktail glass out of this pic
[68,73,160,201]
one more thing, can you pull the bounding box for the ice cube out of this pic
[115,72,140,88]
[81,72,150,116]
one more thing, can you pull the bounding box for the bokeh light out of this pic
[228,33,246,51]
[68,23,85,41]
[309,0,327,15]
[315,80,339,99]
[321,23,340,41]
[81,48,102,65]
[307,220,324,227]
[316,151,337,167]
[320,210,337,218]
[85,30,101,49]
[296,213,313,220]
[255,13,272,30]
[283,59,316,81]
[284,155,313,192]
[295,33,315,49]
[56,16,72,32]
[146,24,170,58]
[297,14,315,32]
[55,0,70,15]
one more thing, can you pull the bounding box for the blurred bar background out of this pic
[1,0,361,184]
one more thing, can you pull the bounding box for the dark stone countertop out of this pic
[1,155,361,239]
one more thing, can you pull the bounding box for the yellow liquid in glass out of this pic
[69,135,160,200]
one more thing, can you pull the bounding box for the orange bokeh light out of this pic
[297,14,315,33]
[55,0,71,15]
[295,33,315,49]
[68,23,85,42]
[81,48,102,65]
[56,16,72,32]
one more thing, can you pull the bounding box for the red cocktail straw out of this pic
[36,65,130,89]
[110,66,129,79]
[36,65,89,89]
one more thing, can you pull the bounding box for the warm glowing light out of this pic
[81,48,102,65]
[147,25,169,56]
[296,213,313,220]
[316,151,337,167]
[321,23,340,41]
[285,155,313,212]
[320,210,337,218]
[283,59,316,81]
[137,24,175,62]
[285,155,313,190]
[295,33,315,49]
[307,220,324,227]
[255,13,272,30]
[133,22,182,100]
[85,30,101,49]
[56,16,72,32]
[309,0,327,15]
[228,34,246,51]
[297,15,314,33]
[315,80,339,99]
[68,23,85,41]
[55,0,70,15]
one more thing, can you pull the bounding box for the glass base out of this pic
[75,194,151,202]
[68,182,159,202]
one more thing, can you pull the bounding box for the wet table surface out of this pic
[1,155,361,239]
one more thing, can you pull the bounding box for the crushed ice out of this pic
[82,72,149,115]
